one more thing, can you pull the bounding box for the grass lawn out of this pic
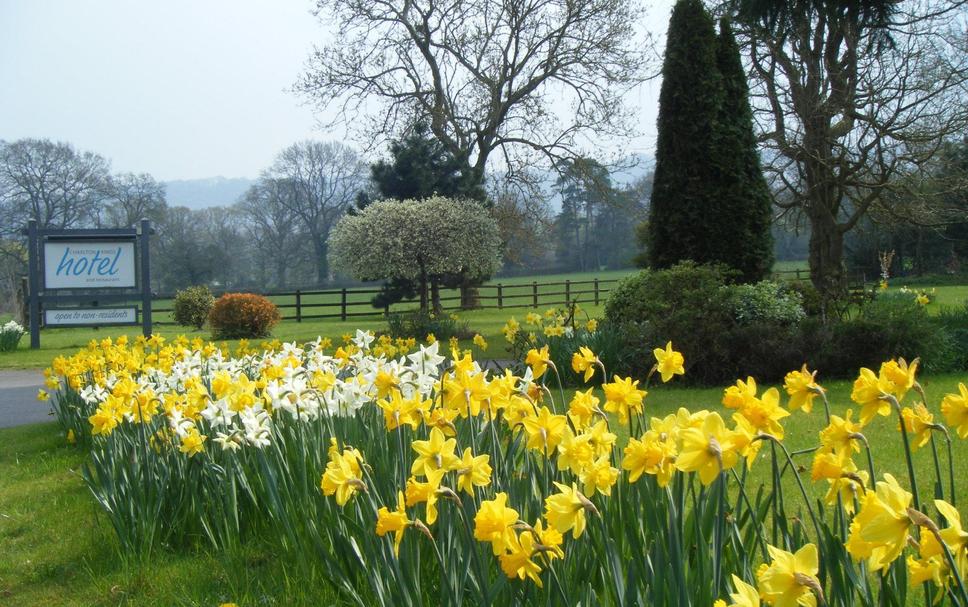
[2,371,966,605]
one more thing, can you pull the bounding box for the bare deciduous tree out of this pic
[237,179,308,289]
[0,138,110,237]
[265,141,365,284]
[102,172,168,228]
[297,0,650,184]
[729,0,968,301]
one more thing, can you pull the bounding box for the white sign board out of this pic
[45,307,137,326]
[44,241,136,289]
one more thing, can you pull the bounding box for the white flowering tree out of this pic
[328,196,502,313]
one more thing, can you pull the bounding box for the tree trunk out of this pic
[312,236,328,285]
[431,280,442,315]
[418,264,429,312]
[807,207,846,309]
[276,259,288,289]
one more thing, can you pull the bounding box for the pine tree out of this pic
[367,122,485,204]
[647,0,725,270]
[713,18,774,282]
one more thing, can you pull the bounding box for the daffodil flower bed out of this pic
[43,332,968,606]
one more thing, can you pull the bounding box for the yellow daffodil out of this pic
[473,334,488,351]
[783,365,822,413]
[653,341,685,383]
[723,377,758,410]
[179,427,206,457]
[675,412,738,485]
[568,388,600,429]
[474,492,519,555]
[819,410,863,455]
[321,446,366,506]
[756,543,820,607]
[375,491,409,556]
[622,428,677,486]
[520,406,568,454]
[410,427,460,477]
[455,448,492,495]
[499,530,544,586]
[899,404,934,450]
[941,383,968,438]
[525,346,550,380]
[850,368,893,425]
[920,499,968,576]
[578,454,619,497]
[602,376,646,425]
[556,428,596,474]
[571,346,598,383]
[846,473,914,571]
[376,390,426,431]
[880,358,918,401]
[544,482,594,539]
[734,387,789,440]
[723,574,760,607]
[405,469,445,524]
[907,554,945,589]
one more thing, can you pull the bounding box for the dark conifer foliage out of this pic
[367,122,485,205]
[645,1,774,282]
[713,19,774,282]
[647,0,724,271]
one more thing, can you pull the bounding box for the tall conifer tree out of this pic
[647,0,724,270]
[713,19,774,281]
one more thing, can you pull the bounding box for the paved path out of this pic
[0,370,52,429]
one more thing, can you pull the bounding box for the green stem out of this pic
[887,395,921,512]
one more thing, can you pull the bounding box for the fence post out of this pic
[139,219,153,339]
[565,280,571,303]
[26,220,39,348]
[497,284,503,309]
[340,288,347,321]
[594,278,599,306]
[532,281,538,308]
[295,289,302,323]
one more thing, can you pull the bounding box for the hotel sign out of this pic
[43,241,137,289]
[45,307,138,326]
[22,220,154,348]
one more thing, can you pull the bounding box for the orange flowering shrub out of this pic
[208,293,280,339]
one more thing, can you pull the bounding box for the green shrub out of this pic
[783,280,824,317]
[935,302,968,371]
[725,281,805,325]
[819,293,956,374]
[173,285,215,330]
[603,263,962,384]
[385,310,471,342]
[208,293,280,340]
[604,262,737,383]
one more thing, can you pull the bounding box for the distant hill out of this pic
[163,177,257,209]
[160,154,653,212]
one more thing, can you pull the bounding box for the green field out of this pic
[2,372,966,606]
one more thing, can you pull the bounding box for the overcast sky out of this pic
[1,1,668,181]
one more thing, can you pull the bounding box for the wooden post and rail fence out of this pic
[18,266,867,329]
[145,277,622,326]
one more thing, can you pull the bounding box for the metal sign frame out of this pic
[22,219,153,349]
